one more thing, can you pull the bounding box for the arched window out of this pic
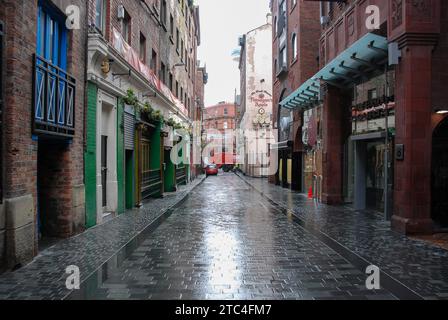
[291,33,298,61]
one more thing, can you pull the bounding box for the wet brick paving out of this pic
[0,177,205,300]
[237,173,448,300]
[71,173,396,300]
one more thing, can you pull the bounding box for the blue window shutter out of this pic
[52,20,59,66]
[60,28,68,70]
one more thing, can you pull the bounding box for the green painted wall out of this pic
[125,151,134,209]
[85,82,97,228]
[117,99,125,214]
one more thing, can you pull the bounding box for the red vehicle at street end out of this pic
[205,164,219,177]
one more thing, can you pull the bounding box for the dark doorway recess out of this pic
[432,117,448,229]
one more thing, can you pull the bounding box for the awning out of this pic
[280,33,388,110]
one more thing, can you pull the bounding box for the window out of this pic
[224,108,228,115]
[224,122,228,129]
[273,16,277,35]
[291,33,297,61]
[122,9,131,44]
[170,14,174,38]
[278,0,287,37]
[368,89,378,101]
[160,0,167,27]
[150,49,157,71]
[176,81,179,98]
[279,47,287,69]
[176,28,180,53]
[291,0,297,9]
[277,0,287,73]
[95,0,107,34]
[35,3,75,136]
[37,4,68,68]
[181,39,184,61]
[169,72,173,92]
[139,33,146,63]
[180,87,183,102]
[160,62,166,84]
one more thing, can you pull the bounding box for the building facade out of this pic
[85,0,201,226]
[275,0,448,235]
[0,0,88,269]
[269,0,320,192]
[238,19,274,177]
[0,0,204,272]
[203,102,237,167]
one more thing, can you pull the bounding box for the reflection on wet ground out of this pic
[69,174,398,300]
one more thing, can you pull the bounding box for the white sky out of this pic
[196,0,270,107]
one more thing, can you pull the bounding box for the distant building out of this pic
[238,18,273,177]
[203,102,237,167]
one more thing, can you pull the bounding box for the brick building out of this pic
[269,0,320,191]
[275,0,448,235]
[0,0,87,269]
[203,102,237,167]
[85,0,202,224]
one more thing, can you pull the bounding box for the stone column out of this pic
[321,85,348,205]
[392,43,436,234]
[388,0,441,234]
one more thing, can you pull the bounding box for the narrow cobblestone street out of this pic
[69,173,398,300]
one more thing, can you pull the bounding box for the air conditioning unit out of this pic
[320,15,329,25]
[118,5,125,20]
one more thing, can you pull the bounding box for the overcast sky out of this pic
[196,0,270,107]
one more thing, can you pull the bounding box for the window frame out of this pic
[37,3,68,70]
[121,9,131,45]
[291,33,298,62]
[139,32,146,63]
[95,0,107,35]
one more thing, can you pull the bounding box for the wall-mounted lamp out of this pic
[435,108,448,115]
[143,92,157,98]
[112,69,131,81]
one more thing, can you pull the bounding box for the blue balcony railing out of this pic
[33,54,76,138]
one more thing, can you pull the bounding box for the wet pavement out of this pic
[238,173,448,300]
[69,173,397,300]
[0,177,205,300]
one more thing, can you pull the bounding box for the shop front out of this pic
[349,96,395,214]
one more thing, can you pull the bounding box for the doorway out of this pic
[101,135,108,208]
[96,91,118,223]
[432,118,448,229]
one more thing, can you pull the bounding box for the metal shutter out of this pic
[124,111,135,150]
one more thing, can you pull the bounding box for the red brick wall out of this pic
[0,0,87,240]
[203,103,237,132]
[271,0,320,136]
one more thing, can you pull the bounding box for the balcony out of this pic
[33,54,76,138]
